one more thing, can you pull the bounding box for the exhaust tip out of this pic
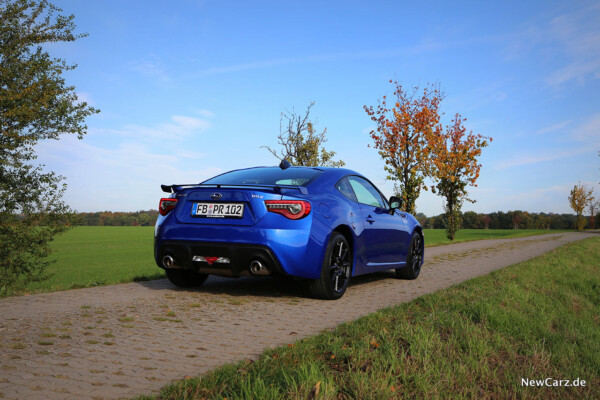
[162,255,174,268]
[250,260,270,275]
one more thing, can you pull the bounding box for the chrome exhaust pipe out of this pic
[162,255,175,268]
[249,260,270,275]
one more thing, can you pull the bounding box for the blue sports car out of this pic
[154,162,424,299]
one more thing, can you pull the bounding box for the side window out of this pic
[335,177,357,202]
[347,176,386,208]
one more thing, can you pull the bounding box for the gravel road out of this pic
[0,232,595,400]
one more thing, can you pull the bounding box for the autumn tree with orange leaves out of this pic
[427,114,491,240]
[364,81,443,214]
[568,183,593,230]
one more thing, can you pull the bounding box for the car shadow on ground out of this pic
[135,270,399,299]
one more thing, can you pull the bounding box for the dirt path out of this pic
[0,232,595,400]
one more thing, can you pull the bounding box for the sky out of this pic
[34,0,600,215]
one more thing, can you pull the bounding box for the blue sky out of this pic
[35,0,600,215]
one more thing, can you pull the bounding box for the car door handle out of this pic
[366,215,375,224]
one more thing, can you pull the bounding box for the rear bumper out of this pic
[154,212,329,279]
[155,240,286,277]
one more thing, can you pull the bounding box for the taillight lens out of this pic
[159,198,178,216]
[265,200,311,220]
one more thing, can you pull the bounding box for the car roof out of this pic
[226,165,363,180]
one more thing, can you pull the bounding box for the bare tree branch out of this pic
[261,101,344,167]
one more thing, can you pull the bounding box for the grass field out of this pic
[4,226,567,297]
[7,226,163,297]
[423,228,567,246]
[139,237,600,399]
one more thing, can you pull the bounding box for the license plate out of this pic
[191,203,244,218]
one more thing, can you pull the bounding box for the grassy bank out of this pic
[140,237,600,399]
[4,227,569,297]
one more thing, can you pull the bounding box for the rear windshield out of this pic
[202,167,322,186]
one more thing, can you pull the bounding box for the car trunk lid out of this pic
[174,187,283,226]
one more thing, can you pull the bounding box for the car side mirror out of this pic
[389,196,402,214]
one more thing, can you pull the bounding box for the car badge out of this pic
[210,192,222,200]
[204,256,219,265]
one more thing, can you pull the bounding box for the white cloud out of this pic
[197,58,295,75]
[536,119,572,134]
[196,109,215,118]
[505,3,600,86]
[33,113,219,211]
[495,147,589,170]
[76,92,95,106]
[497,112,600,170]
[35,135,222,212]
[170,115,210,131]
[573,113,600,146]
[96,114,210,141]
[176,150,206,159]
[546,5,600,85]
[191,38,468,77]
[546,59,600,86]
[445,80,510,113]
[132,57,171,84]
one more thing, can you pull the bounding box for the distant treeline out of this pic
[73,209,584,230]
[416,211,583,230]
[75,210,159,226]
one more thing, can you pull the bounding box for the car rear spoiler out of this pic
[161,183,308,195]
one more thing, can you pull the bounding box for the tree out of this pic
[511,210,523,229]
[427,114,491,240]
[415,212,428,227]
[462,211,479,229]
[587,195,598,229]
[262,101,344,167]
[568,183,593,230]
[0,0,98,292]
[364,80,443,214]
[534,213,550,230]
[479,214,492,229]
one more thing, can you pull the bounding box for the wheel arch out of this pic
[332,224,354,249]
[412,225,424,241]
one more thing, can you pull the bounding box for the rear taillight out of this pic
[265,200,311,220]
[159,198,178,216]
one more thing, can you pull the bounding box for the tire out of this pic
[396,232,423,280]
[165,268,209,288]
[308,232,352,300]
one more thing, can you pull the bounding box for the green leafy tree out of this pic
[462,211,479,228]
[0,0,98,292]
[262,101,344,167]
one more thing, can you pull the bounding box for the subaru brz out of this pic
[154,163,424,299]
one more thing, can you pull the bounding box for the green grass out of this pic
[6,226,163,297]
[138,237,600,400]
[4,226,569,297]
[423,228,570,246]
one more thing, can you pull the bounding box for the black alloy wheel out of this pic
[330,238,351,294]
[309,232,352,300]
[396,232,423,280]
